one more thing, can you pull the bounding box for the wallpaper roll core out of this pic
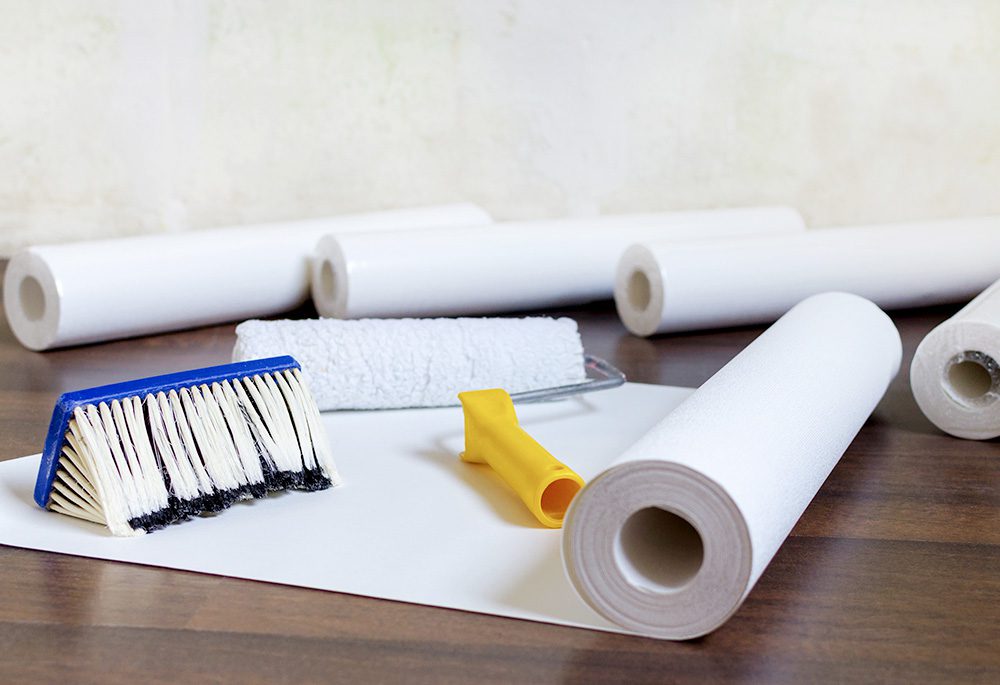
[563,292,902,639]
[615,216,1000,336]
[311,207,804,319]
[3,204,491,350]
[911,277,1000,439]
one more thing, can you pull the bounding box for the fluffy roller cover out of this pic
[232,317,587,410]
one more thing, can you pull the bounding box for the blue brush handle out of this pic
[34,356,300,508]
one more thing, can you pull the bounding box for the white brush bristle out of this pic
[47,368,339,536]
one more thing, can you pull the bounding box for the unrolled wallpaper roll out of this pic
[2,204,491,351]
[311,206,804,319]
[911,277,1000,439]
[563,292,901,639]
[232,317,586,410]
[615,216,1000,336]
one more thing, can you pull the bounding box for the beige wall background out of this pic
[1,0,999,255]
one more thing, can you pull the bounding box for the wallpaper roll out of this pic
[911,277,1000,439]
[3,204,492,351]
[232,316,585,410]
[311,207,804,318]
[563,292,901,639]
[615,216,1000,336]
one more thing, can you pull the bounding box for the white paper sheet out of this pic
[911,276,1000,439]
[615,216,1000,336]
[0,382,691,635]
[3,204,492,351]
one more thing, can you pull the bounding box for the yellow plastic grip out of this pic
[458,388,584,528]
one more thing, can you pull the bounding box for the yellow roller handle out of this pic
[458,388,584,528]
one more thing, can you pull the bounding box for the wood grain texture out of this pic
[1,259,998,683]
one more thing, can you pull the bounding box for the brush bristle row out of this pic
[47,368,338,536]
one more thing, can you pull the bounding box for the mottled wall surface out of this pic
[1,0,999,253]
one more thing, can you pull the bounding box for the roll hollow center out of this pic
[319,259,337,302]
[627,269,652,312]
[19,275,46,322]
[615,507,704,592]
[945,351,999,407]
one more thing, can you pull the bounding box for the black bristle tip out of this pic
[127,467,332,534]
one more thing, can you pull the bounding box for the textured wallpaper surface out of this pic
[1,0,999,253]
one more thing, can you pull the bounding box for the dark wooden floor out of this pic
[1,261,998,683]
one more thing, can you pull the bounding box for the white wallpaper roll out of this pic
[911,277,1000,439]
[3,204,492,351]
[232,316,586,410]
[563,292,901,639]
[311,207,804,319]
[615,216,1000,336]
